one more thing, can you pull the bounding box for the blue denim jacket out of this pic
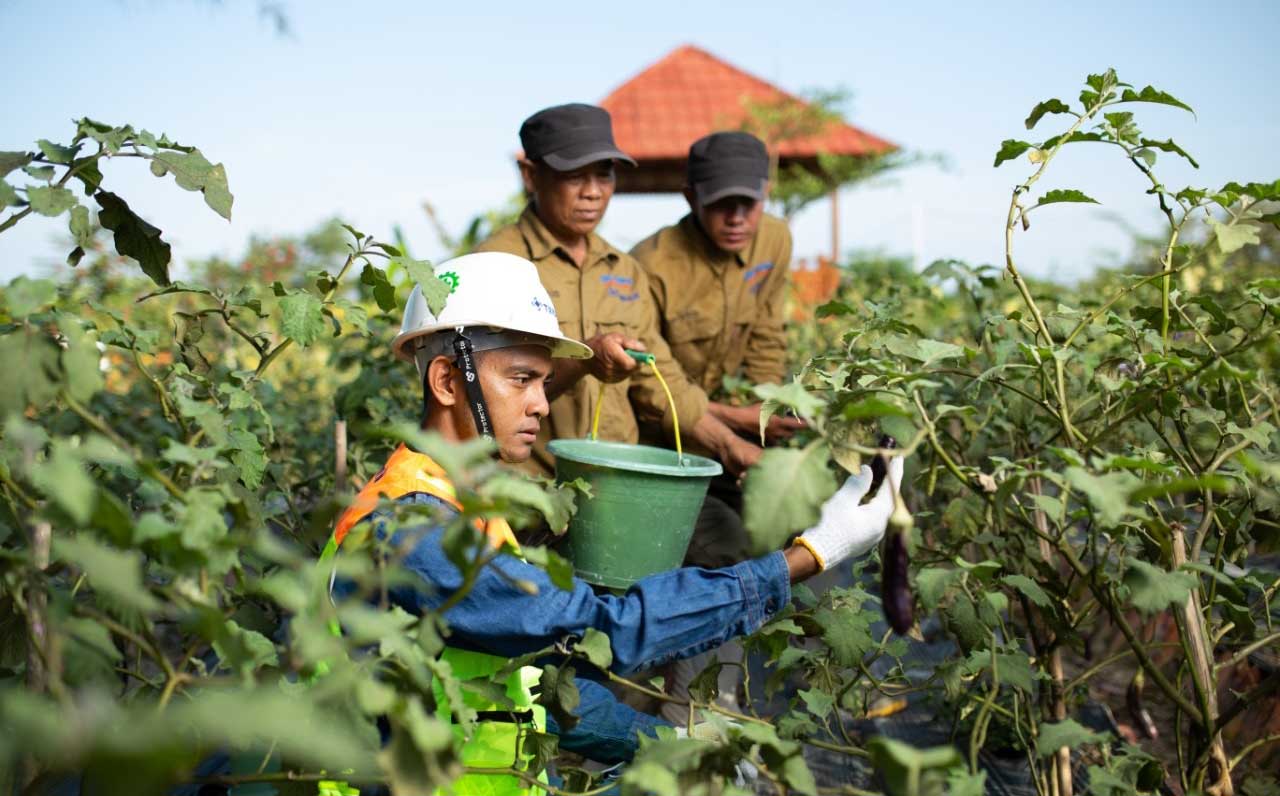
[369,492,792,760]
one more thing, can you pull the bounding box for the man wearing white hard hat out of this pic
[320,252,904,790]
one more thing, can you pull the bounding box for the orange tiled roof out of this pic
[600,44,896,162]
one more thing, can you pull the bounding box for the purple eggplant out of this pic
[874,435,914,634]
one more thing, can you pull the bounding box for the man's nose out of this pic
[581,175,606,199]
[530,384,550,419]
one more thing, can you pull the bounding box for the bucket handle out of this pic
[589,350,683,461]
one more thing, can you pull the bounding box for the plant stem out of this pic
[1220,630,1280,670]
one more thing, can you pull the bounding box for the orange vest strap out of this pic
[330,444,518,551]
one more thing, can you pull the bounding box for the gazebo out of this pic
[599,44,896,261]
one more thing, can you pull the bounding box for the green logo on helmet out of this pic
[439,271,460,292]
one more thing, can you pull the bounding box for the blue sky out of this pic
[2,0,1277,284]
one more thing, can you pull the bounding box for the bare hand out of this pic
[584,333,644,383]
[763,412,807,444]
[720,436,762,478]
[718,403,807,444]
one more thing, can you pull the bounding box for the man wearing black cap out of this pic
[475,104,761,479]
[632,131,799,443]
[631,131,801,723]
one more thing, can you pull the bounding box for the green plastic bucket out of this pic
[548,439,722,589]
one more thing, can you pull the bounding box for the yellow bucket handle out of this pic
[589,350,683,462]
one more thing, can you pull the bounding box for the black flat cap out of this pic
[687,131,770,206]
[520,103,636,172]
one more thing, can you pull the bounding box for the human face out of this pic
[522,159,616,240]
[476,345,554,463]
[690,193,764,254]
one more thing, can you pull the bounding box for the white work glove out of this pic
[674,722,758,786]
[795,456,903,571]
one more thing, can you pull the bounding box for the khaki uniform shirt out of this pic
[475,207,709,476]
[631,213,792,394]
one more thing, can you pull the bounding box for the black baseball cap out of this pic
[687,131,770,206]
[519,103,636,172]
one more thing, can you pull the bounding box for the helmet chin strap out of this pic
[451,327,494,439]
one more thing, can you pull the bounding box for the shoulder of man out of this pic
[629,221,694,278]
[757,213,792,247]
[629,222,676,263]
[472,222,527,256]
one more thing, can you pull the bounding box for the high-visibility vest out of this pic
[321,443,548,796]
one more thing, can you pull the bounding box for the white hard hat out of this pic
[392,252,592,376]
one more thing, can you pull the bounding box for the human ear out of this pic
[426,356,459,407]
[518,159,539,197]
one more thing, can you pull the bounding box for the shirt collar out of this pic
[519,205,619,267]
[679,213,747,268]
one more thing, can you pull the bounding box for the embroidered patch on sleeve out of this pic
[743,262,775,294]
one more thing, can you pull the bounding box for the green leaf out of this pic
[406,260,451,316]
[479,474,575,534]
[755,380,824,441]
[228,428,267,489]
[1140,137,1199,168]
[993,139,1033,167]
[1034,189,1100,209]
[69,204,93,249]
[519,545,575,591]
[743,441,838,554]
[915,567,965,611]
[1119,85,1194,115]
[360,263,397,312]
[798,688,835,719]
[36,139,80,165]
[27,185,78,217]
[1024,99,1072,130]
[3,275,57,317]
[947,768,988,796]
[71,157,104,195]
[537,664,581,732]
[63,616,122,664]
[1036,719,1110,757]
[0,327,60,414]
[1129,473,1231,501]
[212,620,279,677]
[887,336,967,368]
[1064,466,1139,526]
[54,535,163,613]
[964,650,1039,693]
[151,149,234,220]
[57,311,103,403]
[31,442,97,524]
[280,292,326,346]
[1211,219,1261,254]
[1123,558,1197,614]
[24,164,55,181]
[867,737,964,796]
[813,604,874,667]
[1228,420,1276,449]
[95,191,172,286]
[574,628,613,671]
[0,179,19,208]
[0,151,33,178]
[837,396,913,421]
[1001,574,1051,607]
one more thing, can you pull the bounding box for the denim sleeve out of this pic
[544,677,668,763]
[381,500,791,674]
